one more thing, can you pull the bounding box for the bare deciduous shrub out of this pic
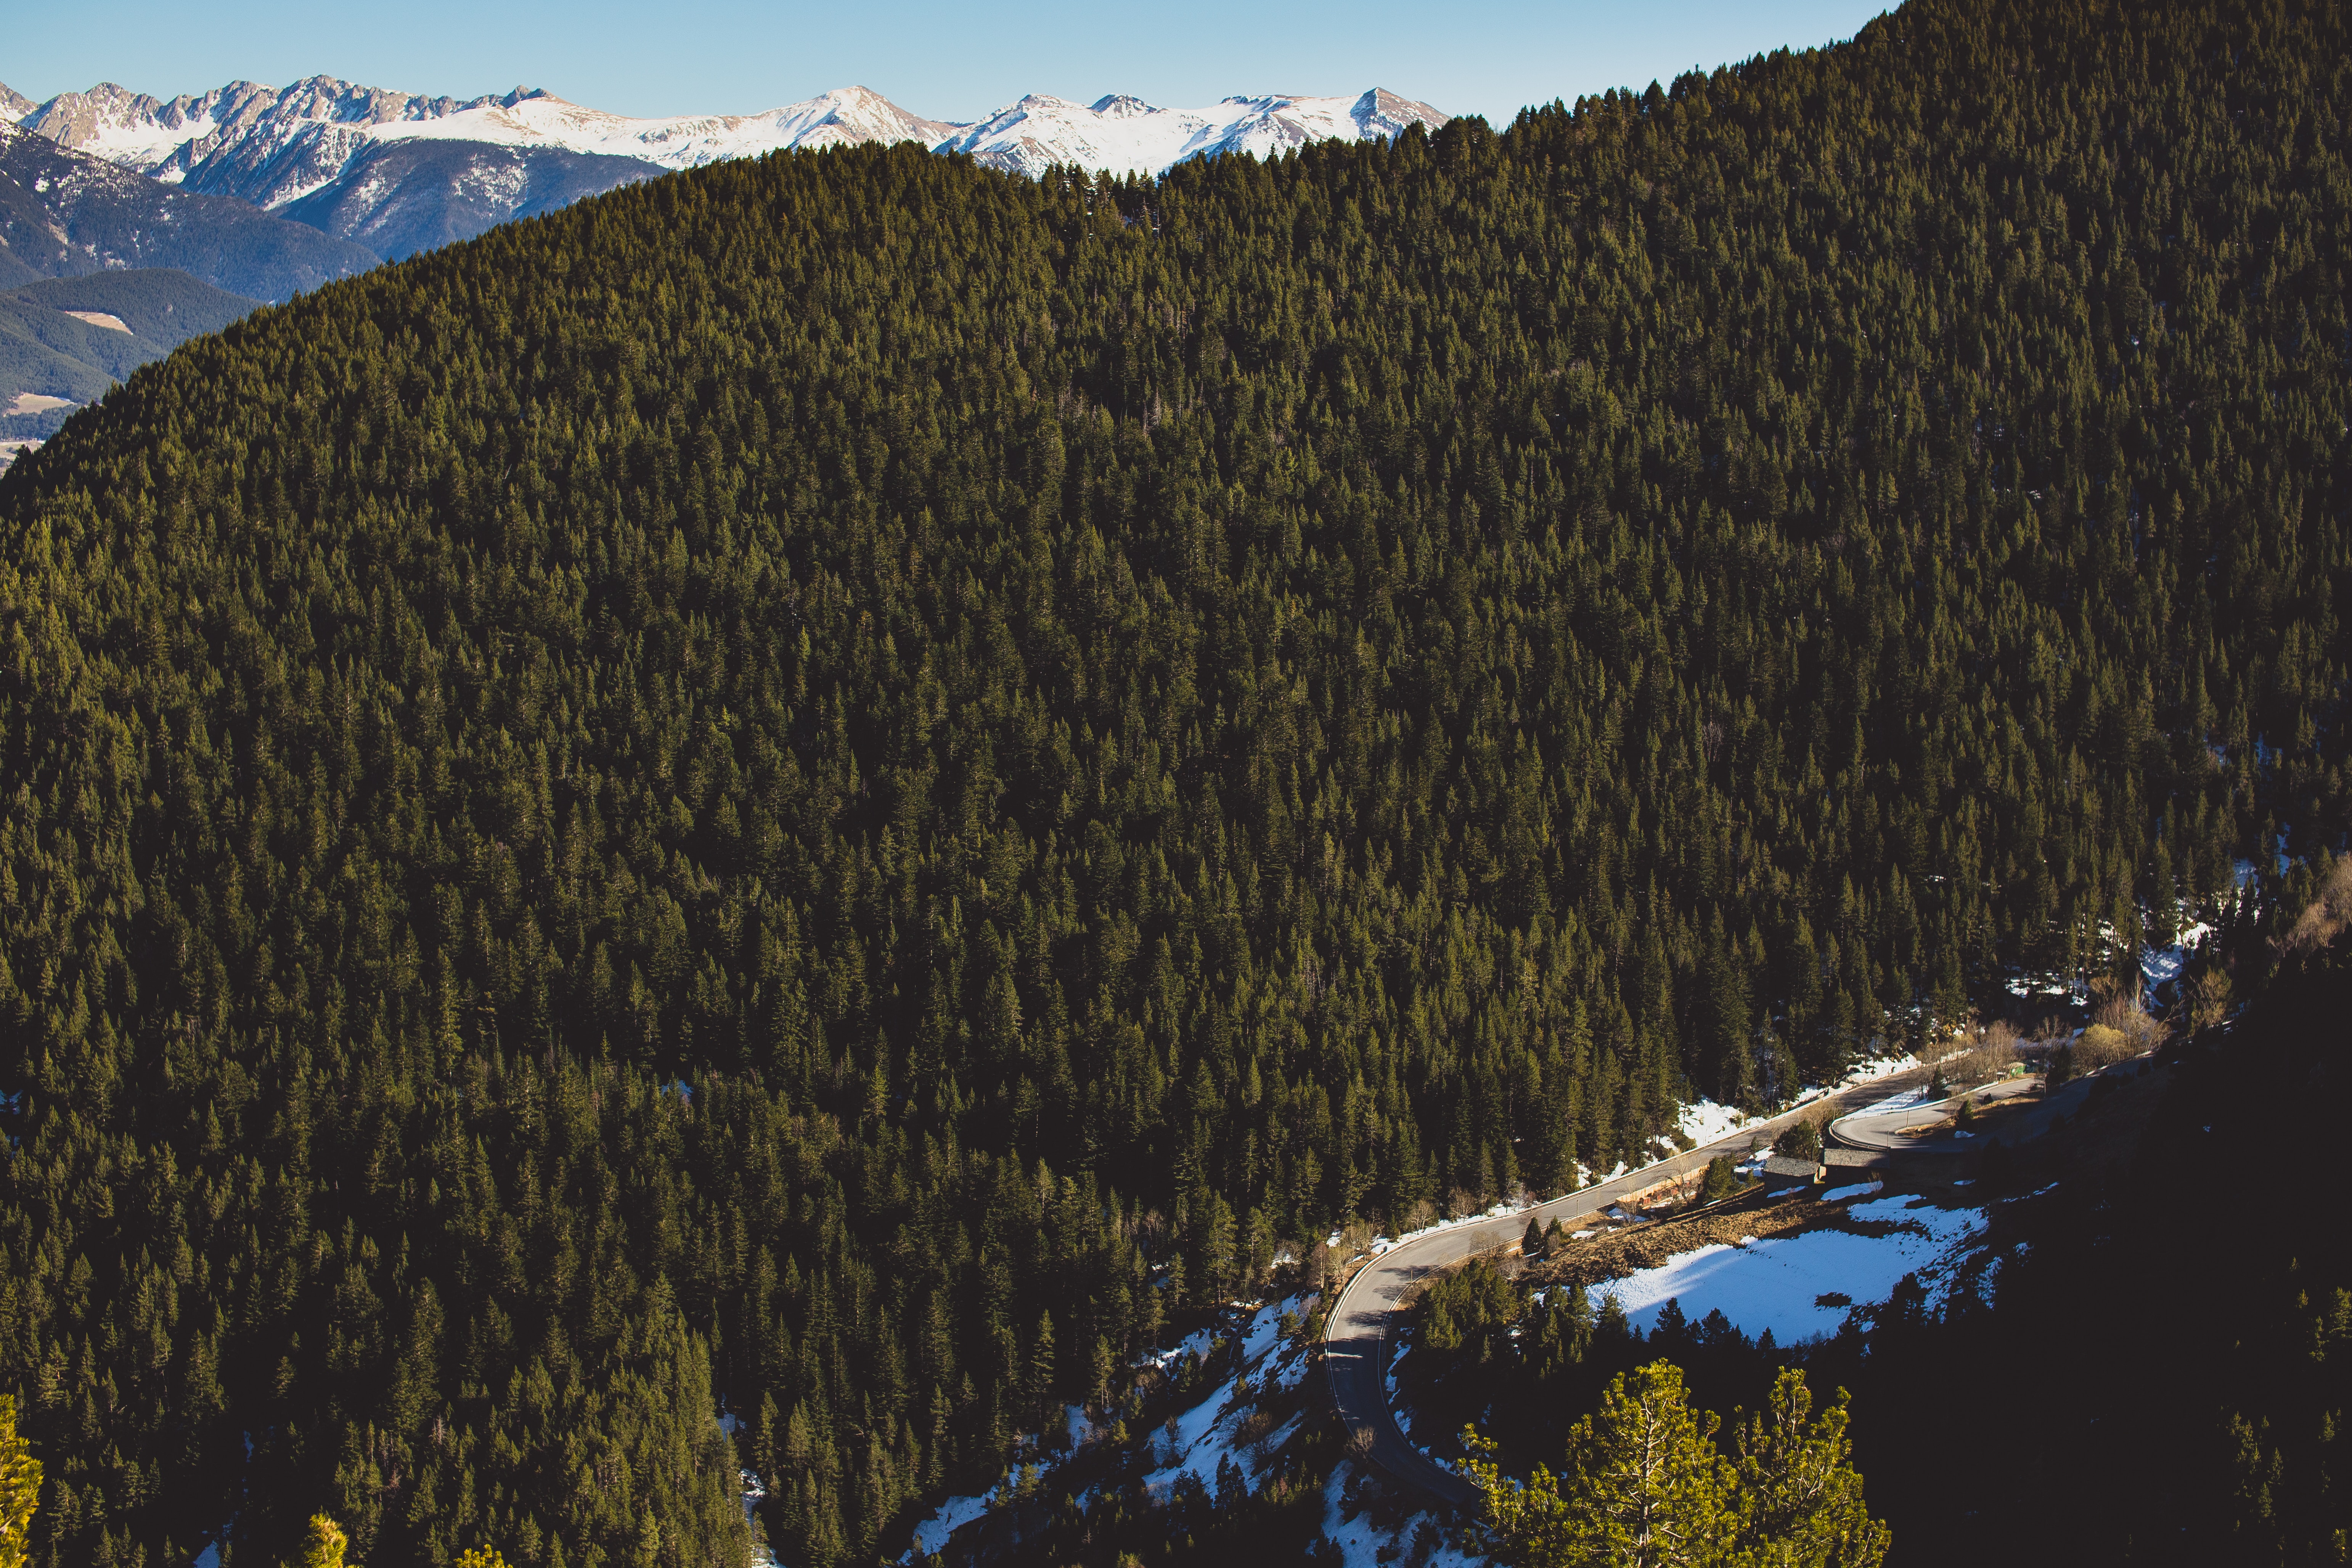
[2074,1001,2163,1071]
[2091,996,2166,1056]
[2188,967,2234,1031]
[2276,856,2352,957]
[1943,1019,2021,1086]
[1235,1407,1277,1453]
[2075,1023,2131,1069]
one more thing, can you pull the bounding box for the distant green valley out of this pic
[0,269,260,443]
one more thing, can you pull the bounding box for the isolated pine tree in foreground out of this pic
[1464,1362,1887,1568]
[290,1516,347,1568]
[0,1397,37,1568]
[1728,1371,1890,1568]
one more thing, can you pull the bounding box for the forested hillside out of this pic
[1,271,260,439]
[0,0,2345,1562]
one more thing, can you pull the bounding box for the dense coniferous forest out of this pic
[0,0,2345,1561]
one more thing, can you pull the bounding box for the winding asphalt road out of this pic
[1828,1076,2040,1151]
[1321,1067,1937,1508]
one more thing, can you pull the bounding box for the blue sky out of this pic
[11,1,1889,127]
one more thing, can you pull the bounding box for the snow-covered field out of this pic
[1598,1195,1984,1343]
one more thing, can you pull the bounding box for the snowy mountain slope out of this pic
[938,87,1448,177]
[364,85,961,169]
[21,78,534,210]
[276,138,664,260]
[12,79,692,260]
[9,76,1449,259]
[0,123,378,298]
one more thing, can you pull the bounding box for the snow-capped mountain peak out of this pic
[363,84,961,170]
[937,87,1447,177]
[1088,95,1160,119]
[12,75,1445,189]
[6,74,1446,262]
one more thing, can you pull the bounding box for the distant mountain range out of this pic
[0,74,1446,450]
[0,121,374,443]
[6,77,1448,261]
[0,123,376,295]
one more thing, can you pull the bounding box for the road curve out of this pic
[1321,1067,1934,1508]
[1830,1062,2156,1154]
[1828,1076,2041,1151]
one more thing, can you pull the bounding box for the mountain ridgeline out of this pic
[0,0,2346,1563]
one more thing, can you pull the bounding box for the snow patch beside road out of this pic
[1142,1296,1317,1493]
[1598,1197,1986,1344]
[1321,1461,1486,1568]
[906,1295,1318,1560]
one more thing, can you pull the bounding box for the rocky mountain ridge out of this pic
[0,122,377,296]
[2,76,1448,257]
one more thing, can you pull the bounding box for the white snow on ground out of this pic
[904,1479,995,1557]
[738,1469,773,1555]
[1321,1461,1486,1568]
[1844,1053,1919,1091]
[1136,1322,1217,1372]
[906,1295,1316,1560]
[1142,1295,1317,1493]
[1676,1098,1756,1148]
[1599,1196,1985,1344]
[2142,921,2214,988]
[2005,971,2091,1003]
[1819,1181,1884,1202]
[1670,1056,1921,1163]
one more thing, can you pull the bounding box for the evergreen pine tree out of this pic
[0,1398,36,1568]
[1728,1370,1890,1568]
